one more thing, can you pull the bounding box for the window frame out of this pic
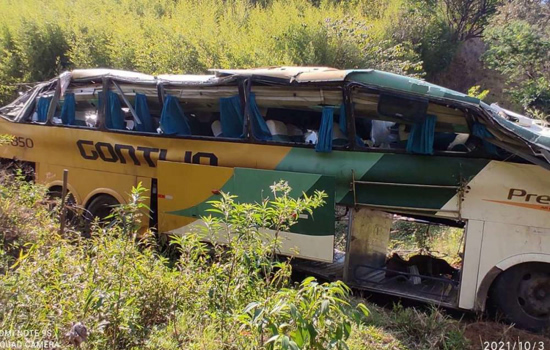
[244,79,352,151]
[345,82,487,158]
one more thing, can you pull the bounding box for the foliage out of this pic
[0,134,14,145]
[364,304,469,349]
[389,219,464,265]
[388,0,497,77]
[439,0,499,41]
[0,169,52,269]
[0,176,375,349]
[239,278,368,349]
[467,85,490,100]
[526,107,549,122]
[0,0,426,105]
[483,1,550,114]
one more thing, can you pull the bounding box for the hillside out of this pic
[0,0,548,118]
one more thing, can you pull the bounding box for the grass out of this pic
[0,171,511,350]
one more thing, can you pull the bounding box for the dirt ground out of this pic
[464,322,550,350]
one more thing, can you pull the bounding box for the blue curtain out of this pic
[406,114,437,155]
[337,104,366,148]
[61,93,76,125]
[106,91,125,130]
[247,93,272,141]
[160,95,191,136]
[134,93,154,132]
[220,95,244,138]
[472,122,498,154]
[338,104,347,134]
[316,107,334,152]
[36,97,51,123]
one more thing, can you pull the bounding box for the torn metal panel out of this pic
[485,103,550,152]
[71,69,155,83]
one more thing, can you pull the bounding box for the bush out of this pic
[0,176,370,349]
[483,1,550,114]
[0,0,425,105]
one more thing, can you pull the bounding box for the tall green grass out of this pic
[0,0,423,104]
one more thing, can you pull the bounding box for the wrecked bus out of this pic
[0,67,549,331]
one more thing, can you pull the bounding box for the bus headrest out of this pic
[211,120,223,137]
[286,124,303,136]
[332,122,347,140]
[266,120,288,136]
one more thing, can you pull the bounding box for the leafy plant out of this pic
[468,85,489,100]
[239,277,369,350]
[483,14,550,113]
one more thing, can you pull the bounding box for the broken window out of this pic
[157,85,241,139]
[249,86,349,151]
[352,88,473,154]
[47,82,101,128]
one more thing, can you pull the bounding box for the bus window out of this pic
[14,82,56,124]
[109,84,161,133]
[49,83,100,128]
[352,89,473,154]
[29,94,53,124]
[0,86,39,121]
[251,86,348,150]
[156,86,241,139]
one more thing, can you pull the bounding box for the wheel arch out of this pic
[475,254,550,311]
[46,181,82,204]
[84,189,125,209]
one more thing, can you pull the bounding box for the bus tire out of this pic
[86,194,119,223]
[490,263,550,332]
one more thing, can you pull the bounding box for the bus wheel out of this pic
[86,194,119,224]
[491,263,550,332]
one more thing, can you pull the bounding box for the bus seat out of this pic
[61,93,76,125]
[219,95,244,138]
[266,120,290,142]
[73,119,87,127]
[106,91,125,130]
[286,124,304,142]
[160,95,191,136]
[371,120,397,147]
[134,93,155,132]
[125,119,135,130]
[211,120,223,137]
[447,133,469,152]
[332,122,348,146]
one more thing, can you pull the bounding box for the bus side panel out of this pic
[440,161,550,228]
[37,163,138,206]
[477,222,550,291]
[458,220,484,310]
[157,161,335,262]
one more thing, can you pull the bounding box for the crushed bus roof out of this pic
[39,67,550,159]
[71,69,156,83]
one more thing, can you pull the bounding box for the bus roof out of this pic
[71,69,156,83]
[211,67,479,104]
[65,67,480,105]
[58,67,550,158]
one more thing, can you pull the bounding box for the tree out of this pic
[441,0,500,41]
[483,0,550,114]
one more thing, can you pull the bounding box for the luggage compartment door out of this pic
[157,161,335,262]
